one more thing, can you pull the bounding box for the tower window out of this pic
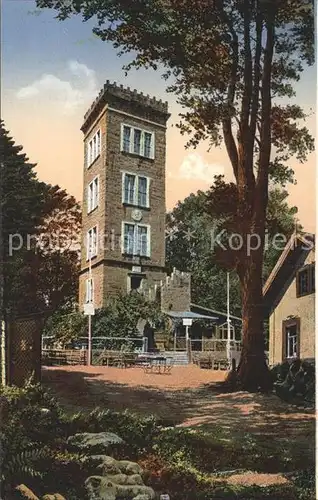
[122,223,150,257]
[87,129,101,167]
[87,176,99,213]
[133,129,142,155]
[120,124,155,159]
[86,226,98,259]
[122,173,149,208]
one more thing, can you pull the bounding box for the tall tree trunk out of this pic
[237,243,272,392]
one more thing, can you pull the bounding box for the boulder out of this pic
[14,485,39,499]
[42,495,66,500]
[85,476,116,500]
[85,475,155,500]
[117,460,143,475]
[84,455,122,474]
[67,432,125,454]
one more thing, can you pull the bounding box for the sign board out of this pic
[132,265,142,273]
[84,303,95,316]
[183,318,192,326]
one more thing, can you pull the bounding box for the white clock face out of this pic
[132,209,142,222]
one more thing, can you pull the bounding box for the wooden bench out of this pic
[42,349,87,366]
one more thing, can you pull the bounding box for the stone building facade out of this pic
[263,233,315,365]
[79,81,173,309]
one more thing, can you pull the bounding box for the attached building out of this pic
[263,232,315,365]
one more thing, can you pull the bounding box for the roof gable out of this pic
[263,232,315,312]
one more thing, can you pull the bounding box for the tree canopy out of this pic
[0,121,81,317]
[166,185,299,316]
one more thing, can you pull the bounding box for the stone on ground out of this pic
[67,432,125,454]
[42,495,66,500]
[85,475,155,500]
[14,485,39,499]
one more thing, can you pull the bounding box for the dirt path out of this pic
[42,365,315,472]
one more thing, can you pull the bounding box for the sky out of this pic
[2,0,316,232]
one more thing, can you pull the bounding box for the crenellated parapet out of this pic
[82,80,169,131]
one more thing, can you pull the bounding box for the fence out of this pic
[41,335,147,367]
[6,315,44,386]
[190,338,242,352]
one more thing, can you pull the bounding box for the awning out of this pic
[163,311,218,321]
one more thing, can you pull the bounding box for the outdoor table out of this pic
[141,355,173,374]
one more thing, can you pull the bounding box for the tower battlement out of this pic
[82,80,169,130]
[139,268,191,311]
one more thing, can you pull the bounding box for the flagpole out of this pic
[226,272,231,368]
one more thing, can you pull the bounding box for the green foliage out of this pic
[44,292,167,348]
[2,447,50,483]
[140,454,309,500]
[43,307,86,347]
[92,292,166,349]
[271,359,315,405]
[67,408,160,456]
[1,121,81,317]
[166,187,298,315]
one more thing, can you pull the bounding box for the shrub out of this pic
[67,408,160,456]
[271,359,315,404]
[153,427,239,473]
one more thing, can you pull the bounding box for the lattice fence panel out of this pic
[8,317,42,387]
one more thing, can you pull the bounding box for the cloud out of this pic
[169,153,225,183]
[16,60,98,114]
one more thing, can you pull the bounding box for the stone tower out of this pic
[79,81,170,309]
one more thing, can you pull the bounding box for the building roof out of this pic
[263,231,315,313]
[164,311,218,321]
[190,303,242,324]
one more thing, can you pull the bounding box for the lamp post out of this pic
[86,245,94,366]
[226,272,231,368]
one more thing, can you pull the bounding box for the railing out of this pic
[190,339,242,352]
[42,348,142,367]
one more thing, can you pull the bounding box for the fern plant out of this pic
[1,445,50,497]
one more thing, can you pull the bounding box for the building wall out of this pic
[79,83,169,309]
[160,270,191,312]
[104,108,166,267]
[269,249,315,365]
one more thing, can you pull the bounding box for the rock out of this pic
[42,495,66,500]
[117,460,143,475]
[84,455,122,474]
[14,485,39,499]
[132,496,152,500]
[67,432,125,454]
[85,475,155,499]
[127,474,144,486]
[85,476,116,500]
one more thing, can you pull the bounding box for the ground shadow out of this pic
[42,366,315,471]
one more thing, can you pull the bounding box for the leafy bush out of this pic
[153,427,240,473]
[271,359,315,404]
[139,455,308,500]
[67,408,160,456]
[0,382,84,497]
